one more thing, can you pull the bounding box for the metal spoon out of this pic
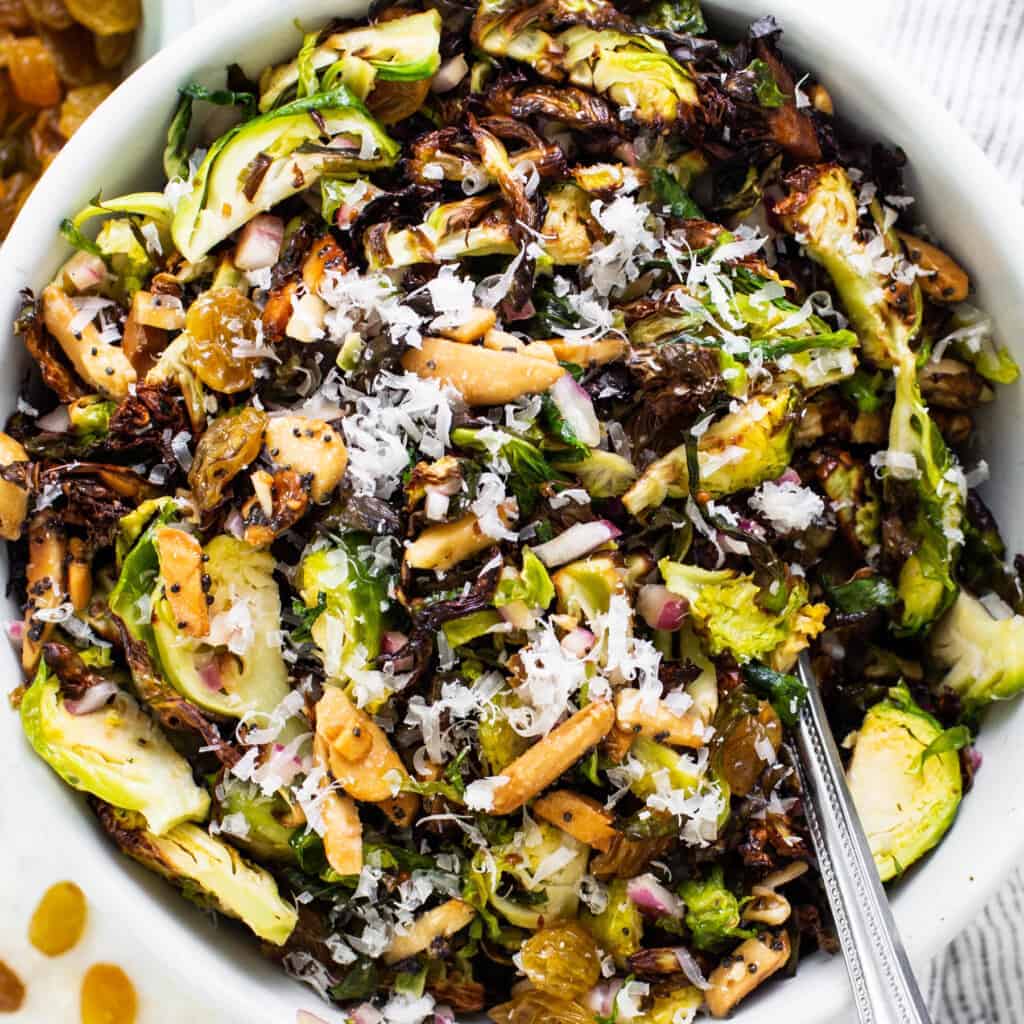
[792,653,933,1024]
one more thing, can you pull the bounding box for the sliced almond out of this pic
[153,527,209,638]
[533,789,617,851]
[264,415,348,503]
[439,306,496,343]
[321,790,363,877]
[402,337,564,405]
[22,513,66,673]
[404,507,514,572]
[0,432,29,541]
[615,689,706,748]
[41,285,137,399]
[130,290,186,331]
[490,701,615,815]
[67,537,92,613]
[896,230,969,304]
[316,686,410,803]
[482,328,523,353]
[549,337,628,366]
[706,931,791,1018]
[383,899,476,964]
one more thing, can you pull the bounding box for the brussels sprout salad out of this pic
[5,2,1024,1021]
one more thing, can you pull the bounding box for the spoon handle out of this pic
[793,654,933,1024]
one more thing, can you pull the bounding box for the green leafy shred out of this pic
[650,167,703,220]
[747,58,787,108]
[741,662,807,726]
[826,575,899,615]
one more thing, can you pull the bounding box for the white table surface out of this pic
[3,2,1023,1022]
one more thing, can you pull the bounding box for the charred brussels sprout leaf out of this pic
[846,686,962,882]
[930,590,1024,706]
[679,866,753,950]
[639,0,707,36]
[21,663,209,835]
[299,535,389,687]
[452,426,556,516]
[581,878,644,966]
[660,558,827,670]
[172,85,399,262]
[96,807,298,944]
[151,536,291,719]
[560,28,699,126]
[776,164,963,634]
[959,496,1024,612]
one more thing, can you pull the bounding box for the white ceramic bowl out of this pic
[2,2,1023,1022]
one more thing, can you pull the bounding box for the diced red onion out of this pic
[533,520,621,568]
[673,947,711,990]
[585,980,624,1016]
[433,1008,456,1024]
[224,508,244,539]
[431,54,468,93]
[37,405,71,433]
[627,873,685,919]
[561,627,595,658]
[775,468,801,486]
[637,584,688,632]
[235,214,284,271]
[63,250,107,292]
[498,600,535,630]
[382,631,409,655]
[966,746,983,775]
[6,620,24,642]
[550,374,601,447]
[198,662,224,692]
[65,681,119,716]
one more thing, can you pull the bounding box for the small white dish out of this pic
[1,2,1022,1021]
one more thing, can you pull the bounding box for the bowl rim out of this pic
[3,1,1024,1021]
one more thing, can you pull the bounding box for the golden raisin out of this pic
[0,959,25,1012]
[0,1,30,30]
[37,22,102,86]
[489,990,594,1024]
[58,82,111,138]
[519,922,601,1000]
[6,36,61,106]
[80,964,136,1024]
[29,880,87,956]
[185,288,263,394]
[64,0,139,34]
[24,0,73,29]
[93,29,132,69]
